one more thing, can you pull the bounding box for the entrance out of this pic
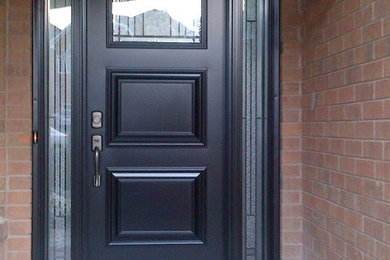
[32,0,280,259]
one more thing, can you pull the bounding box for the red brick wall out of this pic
[281,0,304,259]
[300,0,390,259]
[0,0,32,259]
[0,0,6,258]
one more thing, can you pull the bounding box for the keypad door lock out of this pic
[92,111,103,128]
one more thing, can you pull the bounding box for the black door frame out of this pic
[32,0,280,259]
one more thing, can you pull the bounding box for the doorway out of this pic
[32,0,280,259]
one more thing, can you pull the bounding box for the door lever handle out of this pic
[92,135,102,187]
[93,147,101,187]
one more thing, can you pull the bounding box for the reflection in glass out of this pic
[112,0,202,43]
[48,0,71,259]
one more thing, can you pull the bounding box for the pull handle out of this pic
[93,147,101,187]
[92,135,102,187]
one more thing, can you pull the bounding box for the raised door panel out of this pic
[107,69,207,146]
[107,167,206,245]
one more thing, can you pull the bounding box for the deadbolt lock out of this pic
[92,111,103,129]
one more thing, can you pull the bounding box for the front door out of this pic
[84,0,233,259]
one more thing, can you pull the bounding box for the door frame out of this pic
[32,0,280,259]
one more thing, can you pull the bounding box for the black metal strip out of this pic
[71,0,86,258]
[260,0,281,259]
[32,0,48,259]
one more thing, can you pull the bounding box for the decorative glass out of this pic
[111,0,203,44]
[47,0,72,259]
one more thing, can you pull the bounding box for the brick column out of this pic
[280,0,304,259]
[0,0,7,258]
[3,0,32,259]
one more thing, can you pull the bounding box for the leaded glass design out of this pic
[243,0,262,258]
[111,0,203,44]
[48,0,72,259]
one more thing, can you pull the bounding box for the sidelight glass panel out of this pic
[243,0,263,258]
[47,0,72,259]
[111,0,203,44]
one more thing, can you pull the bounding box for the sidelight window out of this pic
[47,0,72,259]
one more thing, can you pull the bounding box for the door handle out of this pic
[92,135,102,187]
[93,147,101,187]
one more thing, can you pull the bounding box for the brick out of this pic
[385,142,390,160]
[315,42,329,60]
[345,140,362,157]
[355,83,374,101]
[8,221,31,236]
[374,0,390,19]
[7,237,30,251]
[362,61,384,81]
[344,0,361,15]
[374,36,390,59]
[362,141,384,160]
[362,20,382,43]
[375,79,390,98]
[356,196,376,218]
[329,234,346,256]
[375,201,390,222]
[282,67,302,81]
[375,161,390,181]
[376,242,390,260]
[338,121,355,138]
[356,159,375,178]
[346,244,364,260]
[339,14,354,35]
[281,82,300,96]
[384,100,390,118]
[384,58,390,77]
[344,66,362,85]
[357,233,376,256]
[7,251,31,260]
[6,120,31,133]
[345,103,362,119]
[338,49,354,68]
[8,176,31,190]
[6,206,31,220]
[7,90,31,105]
[338,86,355,103]
[384,16,390,36]
[7,162,31,175]
[282,54,301,67]
[354,5,373,28]
[324,22,339,41]
[362,179,384,199]
[375,121,390,139]
[328,2,344,21]
[355,121,374,139]
[344,29,362,49]
[385,184,390,201]
[354,43,374,64]
[345,210,363,230]
[363,101,384,119]
[340,157,355,173]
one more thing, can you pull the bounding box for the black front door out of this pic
[83,0,234,259]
